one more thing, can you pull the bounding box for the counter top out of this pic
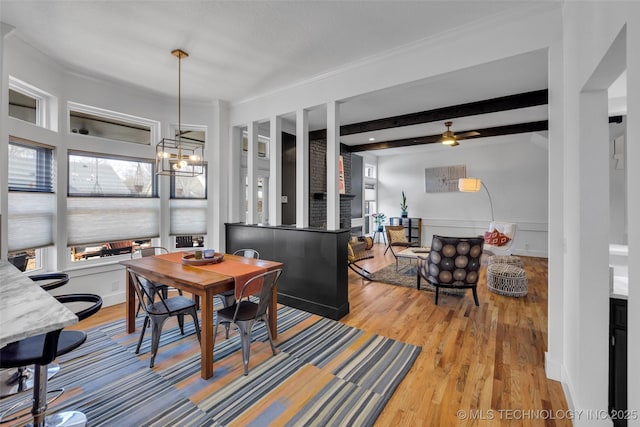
[611,275,628,300]
[0,260,78,348]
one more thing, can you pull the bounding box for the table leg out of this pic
[125,269,135,333]
[199,291,214,380]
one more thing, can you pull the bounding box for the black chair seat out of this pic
[146,295,198,316]
[217,301,259,322]
[0,331,86,368]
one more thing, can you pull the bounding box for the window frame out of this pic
[67,101,160,146]
[8,138,55,193]
[9,76,52,129]
[67,150,158,198]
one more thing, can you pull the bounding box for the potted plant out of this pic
[372,213,386,232]
[400,191,408,218]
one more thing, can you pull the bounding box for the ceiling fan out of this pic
[441,121,480,147]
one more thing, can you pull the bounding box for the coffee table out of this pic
[396,247,430,274]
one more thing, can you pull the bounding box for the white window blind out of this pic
[169,199,207,235]
[67,197,159,246]
[8,192,55,251]
[7,140,55,252]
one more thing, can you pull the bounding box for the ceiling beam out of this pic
[309,89,548,140]
[344,115,623,152]
[345,120,549,152]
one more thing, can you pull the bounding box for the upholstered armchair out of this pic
[417,235,484,306]
[385,225,419,271]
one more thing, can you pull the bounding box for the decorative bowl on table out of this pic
[182,252,224,265]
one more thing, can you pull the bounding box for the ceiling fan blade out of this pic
[456,130,481,140]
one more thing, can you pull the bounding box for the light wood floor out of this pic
[76,243,569,426]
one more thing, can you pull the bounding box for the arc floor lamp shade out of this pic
[458,177,494,221]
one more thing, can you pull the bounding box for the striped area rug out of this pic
[0,305,420,426]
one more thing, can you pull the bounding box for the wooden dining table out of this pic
[119,253,283,380]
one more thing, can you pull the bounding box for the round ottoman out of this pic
[487,263,528,297]
[488,255,524,268]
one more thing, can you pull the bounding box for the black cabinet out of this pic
[389,217,422,246]
[609,297,628,427]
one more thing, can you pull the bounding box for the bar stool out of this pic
[0,273,71,398]
[0,294,102,427]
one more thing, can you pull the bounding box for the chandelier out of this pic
[156,49,204,176]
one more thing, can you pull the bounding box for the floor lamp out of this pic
[458,178,494,221]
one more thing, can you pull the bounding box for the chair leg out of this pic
[472,286,480,306]
[435,287,440,305]
[213,315,220,357]
[220,294,235,339]
[262,315,277,355]
[236,320,255,376]
[135,316,150,354]
[149,316,169,368]
[189,307,201,343]
[177,314,185,335]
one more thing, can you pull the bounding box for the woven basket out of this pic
[487,255,524,268]
[487,263,528,297]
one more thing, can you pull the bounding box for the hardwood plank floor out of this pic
[73,243,568,426]
[343,243,569,426]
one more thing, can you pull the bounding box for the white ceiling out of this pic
[1,1,545,103]
[2,1,623,154]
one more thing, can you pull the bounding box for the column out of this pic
[0,24,16,259]
[268,116,282,225]
[326,101,340,230]
[228,126,243,223]
[247,121,259,224]
[296,108,309,228]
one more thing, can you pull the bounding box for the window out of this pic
[67,152,159,262]
[7,139,56,256]
[68,102,158,145]
[8,76,55,129]
[364,183,377,235]
[8,89,37,124]
[242,131,269,158]
[364,163,377,178]
[170,165,207,236]
[68,152,156,197]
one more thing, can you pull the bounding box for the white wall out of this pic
[2,35,222,307]
[376,133,549,257]
[558,3,639,425]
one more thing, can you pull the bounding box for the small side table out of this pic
[372,228,387,245]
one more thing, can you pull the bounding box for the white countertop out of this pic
[0,260,78,348]
[611,275,629,300]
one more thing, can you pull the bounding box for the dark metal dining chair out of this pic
[131,246,182,316]
[215,248,261,338]
[129,270,201,368]
[213,268,282,376]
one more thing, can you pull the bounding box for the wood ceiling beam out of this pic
[345,115,623,152]
[345,120,549,152]
[309,89,548,140]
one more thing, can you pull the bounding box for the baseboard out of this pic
[277,293,349,320]
[102,292,125,307]
[545,351,563,381]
